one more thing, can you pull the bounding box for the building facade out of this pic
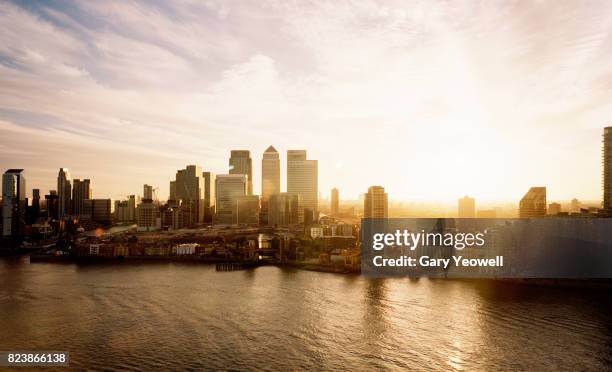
[287,150,318,222]
[519,187,547,217]
[57,168,71,217]
[364,186,388,218]
[2,169,26,237]
[72,179,92,216]
[229,150,253,195]
[330,187,339,216]
[215,174,247,225]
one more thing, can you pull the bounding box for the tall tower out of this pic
[229,150,253,195]
[330,187,339,215]
[364,186,388,218]
[603,126,612,211]
[287,150,318,222]
[57,168,71,217]
[519,187,547,217]
[261,146,280,203]
[202,171,216,223]
[458,196,475,218]
[2,169,26,236]
[72,179,92,216]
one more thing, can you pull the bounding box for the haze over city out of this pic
[1,0,612,202]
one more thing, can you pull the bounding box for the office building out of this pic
[604,126,612,211]
[287,150,318,222]
[173,165,205,225]
[330,187,339,215]
[229,150,253,195]
[31,188,40,222]
[137,184,160,231]
[144,184,153,201]
[82,199,111,223]
[236,195,260,225]
[519,187,547,217]
[114,195,136,222]
[458,196,476,218]
[2,169,26,236]
[364,186,388,218]
[72,179,92,216]
[215,174,247,225]
[268,193,301,226]
[202,171,215,223]
[262,146,280,203]
[45,191,59,219]
[57,168,71,217]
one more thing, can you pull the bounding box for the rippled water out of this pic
[1,256,611,371]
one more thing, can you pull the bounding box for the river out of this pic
[1,256,611,370]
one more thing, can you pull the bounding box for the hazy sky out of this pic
[1,0,611,203]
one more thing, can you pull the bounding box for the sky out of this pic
[1,0,611,203]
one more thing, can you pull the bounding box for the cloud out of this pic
[0,0,612,202]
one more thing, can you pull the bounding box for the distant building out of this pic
[114,195,136,222]
[287,150,318,222]
[137,185,160,231]
[173,165,205,225]
[229,150,253,195]
[570,198,581,213]
[202,171,215,223]
[31,188,40,222]
[215,174,247,225]
[82,199,111,223]
[458,196,475,218]
[519,187,547,217]
[604,126,612,211]
[45,191,59,219]
[364,186,388,218]
[548,202,562,215]
[143,184,153,200]
[2,169,26,237]
[476,209,497,218]
[261,146,280,204]
[72,179,92,216]
[236,195,260,225]
[330,187,339,216]
[57,168,71,217]
[268,193,301,226]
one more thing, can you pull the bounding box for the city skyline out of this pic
[2,1,612,201]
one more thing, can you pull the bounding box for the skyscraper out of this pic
[2,169,26,237]
[364,186,388,218]
[458,196,476,218]
[330,187,339,216]
[603,126,612,211]
[72,179,92,216]
[57,168,71,217]
[202,171,216,223]
[287,150,318,222]
[519,187,547,217]
[229,150,253,195]
[262,146,280,203]
[173,166,205,225]
[215,174,247,225]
